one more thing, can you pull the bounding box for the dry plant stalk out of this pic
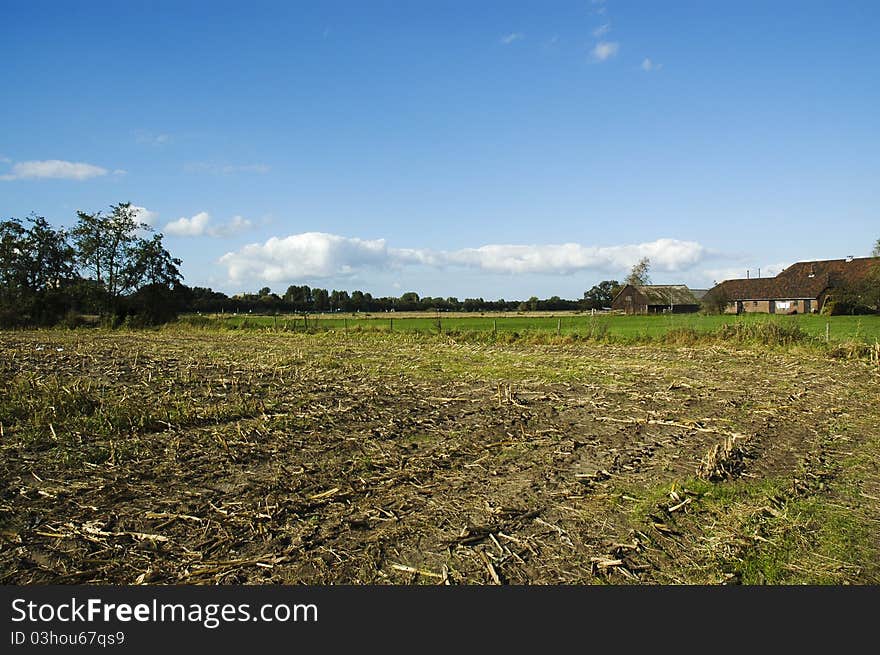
[698,433,750,481]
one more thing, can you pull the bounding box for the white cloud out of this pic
[591,41,619,62]
[0,159,109,181]
[500,32,524,45]
[592,23,611,38]
[135,131,171,146]
[184,162,271,175]
[163,212,254,238]
[165,212,212,237]
[219,233,708,284]
[131,205,158,226]
[212,215,254,237]
[641,58,663,71]
[441,239,705,275]
[220,233,390,282]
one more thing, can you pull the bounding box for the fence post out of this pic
[493,319,497,335]
[826,322,830,343]
[557,318,561,336]
[344,318,348,333]
[390,318,393,332]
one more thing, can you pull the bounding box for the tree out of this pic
[73,203,148,313]
[131,233,181,288]
[626,258,651,286]
[350,290,365,312]
[284,285,312,310]
[398,292,420,311]
[0,218,27,303]
[872,238,880,257]
[73,202,182,317]
[582,280,620,309]
[312,288,330,312]
[702,286,730,314]
[0,215,77,325]
[330,289,350,312]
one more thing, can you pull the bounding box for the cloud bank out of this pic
[219,232,707,284]
[164,212,254,237]
[0,159,110,181]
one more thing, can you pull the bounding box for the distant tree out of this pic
[284,285,312,310]
[873,238,880,257]
[312,288,330,312]
[582,280,620,309]
[625,258,651,286]
[350,290,365,311]
[330,289,351,312]
[702,286,730,315]
[258,286,271,297]
[831,265,880,314]
[398,291,420,311]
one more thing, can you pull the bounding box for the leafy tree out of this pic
[131,233,181,288]
[73,202,159,314]
[0,215,77,325]
[582,280,620,309]
[830,266,880,314]
[284,285,312,310]
[398,291,420,310]
[702,286,730,314]
[872,238,880,257]
[312,288,330,311]
[625,258,651,286]
[0,218,27,303]
[330,289,350,312]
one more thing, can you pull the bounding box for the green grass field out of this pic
[183,311,880,343]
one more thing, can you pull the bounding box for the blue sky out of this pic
[2,0,878,298]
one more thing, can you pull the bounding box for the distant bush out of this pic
[716,321,810,345]
[59,311,88,329]
[662,327,703,345]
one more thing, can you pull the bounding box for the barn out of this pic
[704,256,880,314]
[611,284,702,314]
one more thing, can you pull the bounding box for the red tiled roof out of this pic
[706,257,880,301]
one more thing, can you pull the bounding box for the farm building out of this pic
[611,284,702,314]
[704,256,880,314]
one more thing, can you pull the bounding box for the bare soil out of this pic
[1,330,878,584]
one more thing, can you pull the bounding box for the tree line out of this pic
[1,203,634,327]
[193,286,595,315]
[202,258,652,316]
[7,204,870,326]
